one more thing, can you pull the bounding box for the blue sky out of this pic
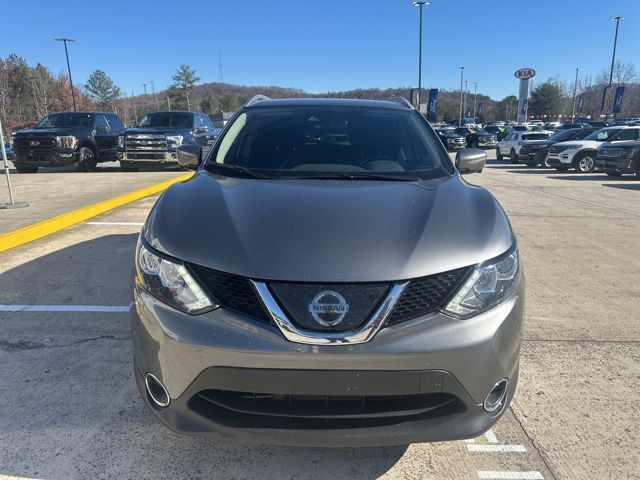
[0,0,638,100]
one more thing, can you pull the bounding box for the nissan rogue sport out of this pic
[132,96,524,446]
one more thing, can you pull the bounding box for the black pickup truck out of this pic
[11,112,124,173]
[117,111,217,171]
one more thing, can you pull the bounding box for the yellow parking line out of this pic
[0,173,193,253]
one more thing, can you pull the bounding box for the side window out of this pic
[94,115,109,131]
[612,129,636,141]
[203,114,214,130]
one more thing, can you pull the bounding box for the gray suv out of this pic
[132,96,524,446]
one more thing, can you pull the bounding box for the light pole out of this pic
[472,81,478,120]
[412,1,430,109]
[54,38,76,112]
[571,67,579,121]
[603,16,623,119]
[458,66,465,127]
[463,80,468,117]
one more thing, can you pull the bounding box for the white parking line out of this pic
[484,429,498,443]
[467,444,527,453]
[0,305,131,313]
[86,222,144,226]
[477,472,544,480]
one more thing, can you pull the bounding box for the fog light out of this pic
[483,378,508,416]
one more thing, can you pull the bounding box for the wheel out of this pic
[510,149,517,163]
[574,152,595,173]
[121,164,139,172]
[15,165,38,173]
[555,166,569,172]
[496,147,503,160]
[77,147,97,172]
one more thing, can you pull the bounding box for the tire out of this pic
[510,149,517,163]
[77,147,97,172]
[606,172,622,177]
[574,152,595,173]
[496,147,503,160]
[15,165,38,173]
[555,166,569,172]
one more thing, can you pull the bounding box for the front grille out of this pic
[386,266,472,325]
[190,389,463,429]
[14,137,57,152]
[125,134,167,151]
[186,263,269,323]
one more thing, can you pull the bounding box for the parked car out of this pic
[132,96,523,446]
[11,112,124,173]
[435,127,466,150]
[455,127,497,149]
[496,131,551,162]
[505,125,529,133]
[595,140,640,177]
[483,125,508,141]
[118,111,217,171]
[519,128,597,167]
[546,126,640,173]
[558,123,589,130]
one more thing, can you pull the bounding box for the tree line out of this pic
[2,52,640,137]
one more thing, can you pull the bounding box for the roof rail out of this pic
[245,94,272,107]
[389,96,414,109]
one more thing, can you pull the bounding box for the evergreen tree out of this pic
[84,70,120,110]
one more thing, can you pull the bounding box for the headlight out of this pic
[56,135,78,149]
[117,135,125,148]
[9,134,15,149]
[443,247,520,319]
[136,241,216,314]
[166,135,183,146]
[567,144,582,150]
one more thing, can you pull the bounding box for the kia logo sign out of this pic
[514,68,536,79]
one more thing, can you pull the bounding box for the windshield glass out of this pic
[36,113,94,128]
[137,112,193,129]
[549,130,579,142]
[207,106,452,180]
[522,133,549,141]
[585,129,618,141]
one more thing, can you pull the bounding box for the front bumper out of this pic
[547,149,578,167]
[477,140,497,149]
[118,151,178,164]
[13,149,78,167]
[518,149,547,165]
[595,157,637,174]
[132,279,524,446]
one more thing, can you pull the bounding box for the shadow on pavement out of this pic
[602,182,640,191]
[0,234,407,479]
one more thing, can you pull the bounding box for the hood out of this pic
[125,127,191,136]
[555,140,600,149]
[15,127,89,137]
[143,172,513,282]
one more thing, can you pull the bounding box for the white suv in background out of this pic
[546,126,640,173]
[497,131,551,162]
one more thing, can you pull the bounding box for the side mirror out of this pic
[177,144,202,170]
[455,148,486,175]
[195,126,208,133]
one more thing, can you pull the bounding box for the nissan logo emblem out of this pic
[308,291,349,327]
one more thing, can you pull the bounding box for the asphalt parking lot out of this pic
[0,153,638,480]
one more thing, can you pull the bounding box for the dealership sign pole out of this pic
[0,118,29,210]
[515,68,535,123]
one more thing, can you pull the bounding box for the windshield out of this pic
[36,113,94,128]
[137,112,193,129]
[206,106,452,180]
[522,133,549,141]
[584,129,619,141]
[549,130,579,142]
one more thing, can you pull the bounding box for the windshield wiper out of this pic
[287,172,421,181]
[204,163,272,179]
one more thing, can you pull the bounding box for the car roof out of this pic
[244,97,410,110]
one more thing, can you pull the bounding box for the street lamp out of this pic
[54,38,76,112]
[602,16,623,118]
[463,80,468,117]
[458,66,465,127]
[472,81,478,119]
[571,68,579,121]
[412,1,430,109]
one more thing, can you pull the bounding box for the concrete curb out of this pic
[0,173,193,253]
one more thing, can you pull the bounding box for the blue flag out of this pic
[613,86,625,114]
[427,89,438,121]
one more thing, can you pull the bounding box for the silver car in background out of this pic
[132,97,524,446]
